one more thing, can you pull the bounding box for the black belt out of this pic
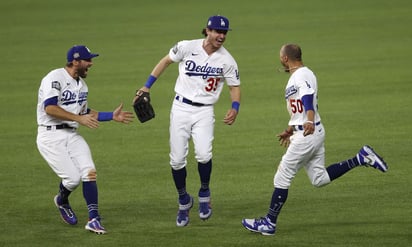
[294,121,321,131]
[175,96,211,107]
[45,124,76,131]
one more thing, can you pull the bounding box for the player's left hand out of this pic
[223,108,238,125]
[132,87,150,105]
[303,121,315,136]
[113,103,134,124]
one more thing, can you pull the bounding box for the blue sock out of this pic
[58,182,71,205]
[172,167,189,204]
[83,181,99,219]
[198,160,212,195]
[326,156,360,181]
[267,188,288,224]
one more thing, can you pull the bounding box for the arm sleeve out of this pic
[44,96,58,108]
[301,94,314,112]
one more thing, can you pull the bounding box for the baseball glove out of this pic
[133,90,155,123]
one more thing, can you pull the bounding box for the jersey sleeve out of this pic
[296,74,314,97]
[223,57,241,86]
[169,40,190,63]
[41,74,61,103]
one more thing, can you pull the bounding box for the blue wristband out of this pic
[144,75,157,88]
[97,112,113,121]
[231,101,240,112]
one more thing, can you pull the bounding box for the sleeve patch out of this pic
[51,81,61,90]
[172,43,178,54]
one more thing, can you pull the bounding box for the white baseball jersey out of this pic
[37,67,95,191]
[284,67,321,126]
[37,68,89,128]
[275,66,329,189]
[169,39,240,105]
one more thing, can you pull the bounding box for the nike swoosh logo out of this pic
[191,53,199,56]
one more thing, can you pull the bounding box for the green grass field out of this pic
[1,0,411,246]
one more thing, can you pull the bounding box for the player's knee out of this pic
[195,153,212,164]
[311,175,330,188]
[274,174,292,188]
[274,178,292,189]
[65,176,81,190]
[170,161,186,170]
[308,167,331,187]
[273,164,294,188]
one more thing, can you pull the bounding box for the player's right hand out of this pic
[113,103,134,124]
[78,114,99,129]
[277,130,292,147]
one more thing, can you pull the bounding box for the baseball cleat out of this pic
[242,217,276,236]
[54,195,78,225]
[357,145,388,172]
[176,195,194,227]
[85,217,107,234]
[198,190,212,220]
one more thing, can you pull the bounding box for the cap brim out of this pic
[207,27,232,31]
[88,53,99,59]
[78,54,99,60]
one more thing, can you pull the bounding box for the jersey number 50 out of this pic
[205,77,221,92]
[289,99,303,113]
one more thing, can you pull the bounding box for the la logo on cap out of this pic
[220,18,226,27]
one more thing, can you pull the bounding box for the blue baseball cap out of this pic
[206,15,231,31]
[67,45,99,62]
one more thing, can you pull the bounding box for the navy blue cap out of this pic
[67,45,99,62]
[206,15,231,31]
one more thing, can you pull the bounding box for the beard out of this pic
[77,67,88,78]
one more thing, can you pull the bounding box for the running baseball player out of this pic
[241,44,388,236]
[36,45,133,234]
[133,15,241,227]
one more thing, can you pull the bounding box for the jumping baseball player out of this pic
[36,45,133,234]
[133,15,241,227]
[241,44,388,236]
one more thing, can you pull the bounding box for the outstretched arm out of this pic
[88,103,133,124]
[45,105,99,129]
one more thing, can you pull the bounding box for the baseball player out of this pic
[241,44,388,236]
[36,45,133,234]
[133,15,241,227]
